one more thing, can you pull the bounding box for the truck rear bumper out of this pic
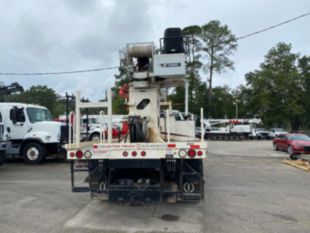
[71,159,204,203]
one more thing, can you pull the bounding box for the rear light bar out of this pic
[121,151,148,157]
[69,147,206,159]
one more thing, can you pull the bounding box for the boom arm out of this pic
[0,82,24,101]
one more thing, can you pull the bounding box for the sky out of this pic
[0,0,309,100]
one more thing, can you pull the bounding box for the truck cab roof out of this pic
[0,102,47,109]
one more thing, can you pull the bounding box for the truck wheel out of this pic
[90,133,100,142]
[23,142,46,164]
[273,143,278,151]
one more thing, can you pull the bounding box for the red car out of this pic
[273,133,310,160]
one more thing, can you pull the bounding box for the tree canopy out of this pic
[169,21,238,117]
[6,85,65,118]
[241,43,309,130]
[200,20,237,117]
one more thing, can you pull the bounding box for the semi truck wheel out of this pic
[23,142,46,164]
[90,133,100,142]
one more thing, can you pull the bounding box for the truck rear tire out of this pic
[90,133,100,142]
[23,142,46,165]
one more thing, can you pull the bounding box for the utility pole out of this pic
[234,100,239,119]
[184,80,189,115]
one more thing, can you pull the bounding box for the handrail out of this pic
[72,89,112,148]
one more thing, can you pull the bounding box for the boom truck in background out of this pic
[197,118,265,140]
[0,82,24,102]
[66,28,207,203]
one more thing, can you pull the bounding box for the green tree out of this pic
[200,20,237,117]
[232,85,255,118]
[168,86,185,112]
[182,25,203,114]
[298,56,310,128]
[211,85,235,118]
[7,85,64,117]
[245,43,305,130]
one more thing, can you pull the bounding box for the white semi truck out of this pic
[0,112,7,165]
[66,28,207,203]
[0,103,67,164]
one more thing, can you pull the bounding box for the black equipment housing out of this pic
[161,28,185,54]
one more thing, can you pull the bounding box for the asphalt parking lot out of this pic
[1,141,310,233]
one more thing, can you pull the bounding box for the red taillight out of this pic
[141,151,146,156]
[76,150,84,159]
[123,151,128,157]
[93,145,98,149]
[132,151,137,157]
[69,152,75,158]
[197,150,203,156]
[187,149,196,158]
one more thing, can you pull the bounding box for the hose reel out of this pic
[129,116,149,142]
[127,44,153,58]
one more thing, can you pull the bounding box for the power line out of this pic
[0,66,119,76]
[237,11,310,40]
[0,12,309,76]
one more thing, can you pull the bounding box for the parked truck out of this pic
[0,103,67,164]
[56,114,128,141]
[66,28,207,203]
[0,112,7,165]
[198,118,263,140]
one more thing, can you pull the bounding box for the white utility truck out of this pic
[0,112,7,165]
[80,115,126,141]
[66,28,207,203]
[199,118,263,140]
[0,103,67,164]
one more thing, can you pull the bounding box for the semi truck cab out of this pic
[0,103,67,164]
